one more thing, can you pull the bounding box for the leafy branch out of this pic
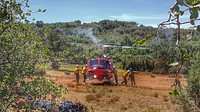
[154,0,200,84]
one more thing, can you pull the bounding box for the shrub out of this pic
[170,52,200,112]
[163,95,169,102]
[85,94,101,102]
[108,95,120,103]
[86,87,112,93]
[146,106,160,112]
[153,92,159,98]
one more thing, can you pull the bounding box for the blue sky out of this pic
[28,0,191,27]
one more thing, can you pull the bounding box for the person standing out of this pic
[129,68,136,86]
[113,66,118,86]
[121,70,130,86]
[171,73,181,88]
[74,65,80,83]
[82,64,88,83]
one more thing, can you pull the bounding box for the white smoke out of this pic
[157,26,175,39]
[73,27,100,44]
[164,28,174,39]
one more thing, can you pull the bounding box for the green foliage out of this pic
[169,88,180,97]
[165,1,200,110]
[173,51,200,112]
[176,0,200,26]
[187,52,200,108]
[0,0,67,111]
[134,39,147,46]
[42,18,200,73]
[197,25,200,31]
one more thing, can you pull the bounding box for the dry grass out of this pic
[119,103,135,111]
[74,88,85,93]
[146,106,161,112]
[76,83,85,86]
[43,69,186,112]
[67,83,76,88]
[163,95,169,102]
[108,95,120,103]
[95,93,105,98]
[153,92,159,98]
[120,104,129,111]
[85,93,103,103]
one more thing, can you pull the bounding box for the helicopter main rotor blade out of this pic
[67,43,149,50]
[102,45,149,49]
[102,45,121,48]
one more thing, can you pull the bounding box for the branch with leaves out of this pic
[154,0,200,87]
[156,0,200,44]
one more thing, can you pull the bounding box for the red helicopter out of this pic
[85,44,148,85]
[86,56,114,82]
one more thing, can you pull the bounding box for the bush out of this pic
[108,95,120,103]
[146,106,160,112]
[170,52,200,112]
[153,92,159,98]
[86,87,112,93]
[85,94,101,102]
[163,95,169,102]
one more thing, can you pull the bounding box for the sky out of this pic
[28,0,192,27]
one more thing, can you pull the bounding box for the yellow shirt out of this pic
[82,67,87,74]
[122,71,129,77]
[74,68,80,74]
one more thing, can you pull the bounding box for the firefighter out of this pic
[82,64,88,83]
[113,66,118,86]
[171,73,181,88]
[74,65,80,83]
[129,68,136,86]
[121,70,130,86]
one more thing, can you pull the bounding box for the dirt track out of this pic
[45,70,186,112]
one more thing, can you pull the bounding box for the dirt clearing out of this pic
[45,70,186,112]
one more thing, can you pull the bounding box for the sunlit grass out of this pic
[36,62,86,71]
[35,63,51,69]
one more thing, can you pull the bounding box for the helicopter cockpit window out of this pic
[93,65,106,69]
[90,60,98,67]
[100,60,109,69]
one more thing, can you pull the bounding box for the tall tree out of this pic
[0,0,65,111]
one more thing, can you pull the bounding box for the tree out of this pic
[0,0,65,111]
[46,28,66,69]
[159,0,200,111]
[155,0,200,75]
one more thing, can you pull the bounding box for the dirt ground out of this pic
[45,70,187,112]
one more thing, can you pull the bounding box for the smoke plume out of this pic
[73,27,100,44]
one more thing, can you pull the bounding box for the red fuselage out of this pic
[87,57,114,81]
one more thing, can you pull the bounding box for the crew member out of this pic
[129,68,136,86]
[82,64,88,83]
[113,66,118,86]
[74,65,80,83]
[121,70,130,86]
[171,73,181,87]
